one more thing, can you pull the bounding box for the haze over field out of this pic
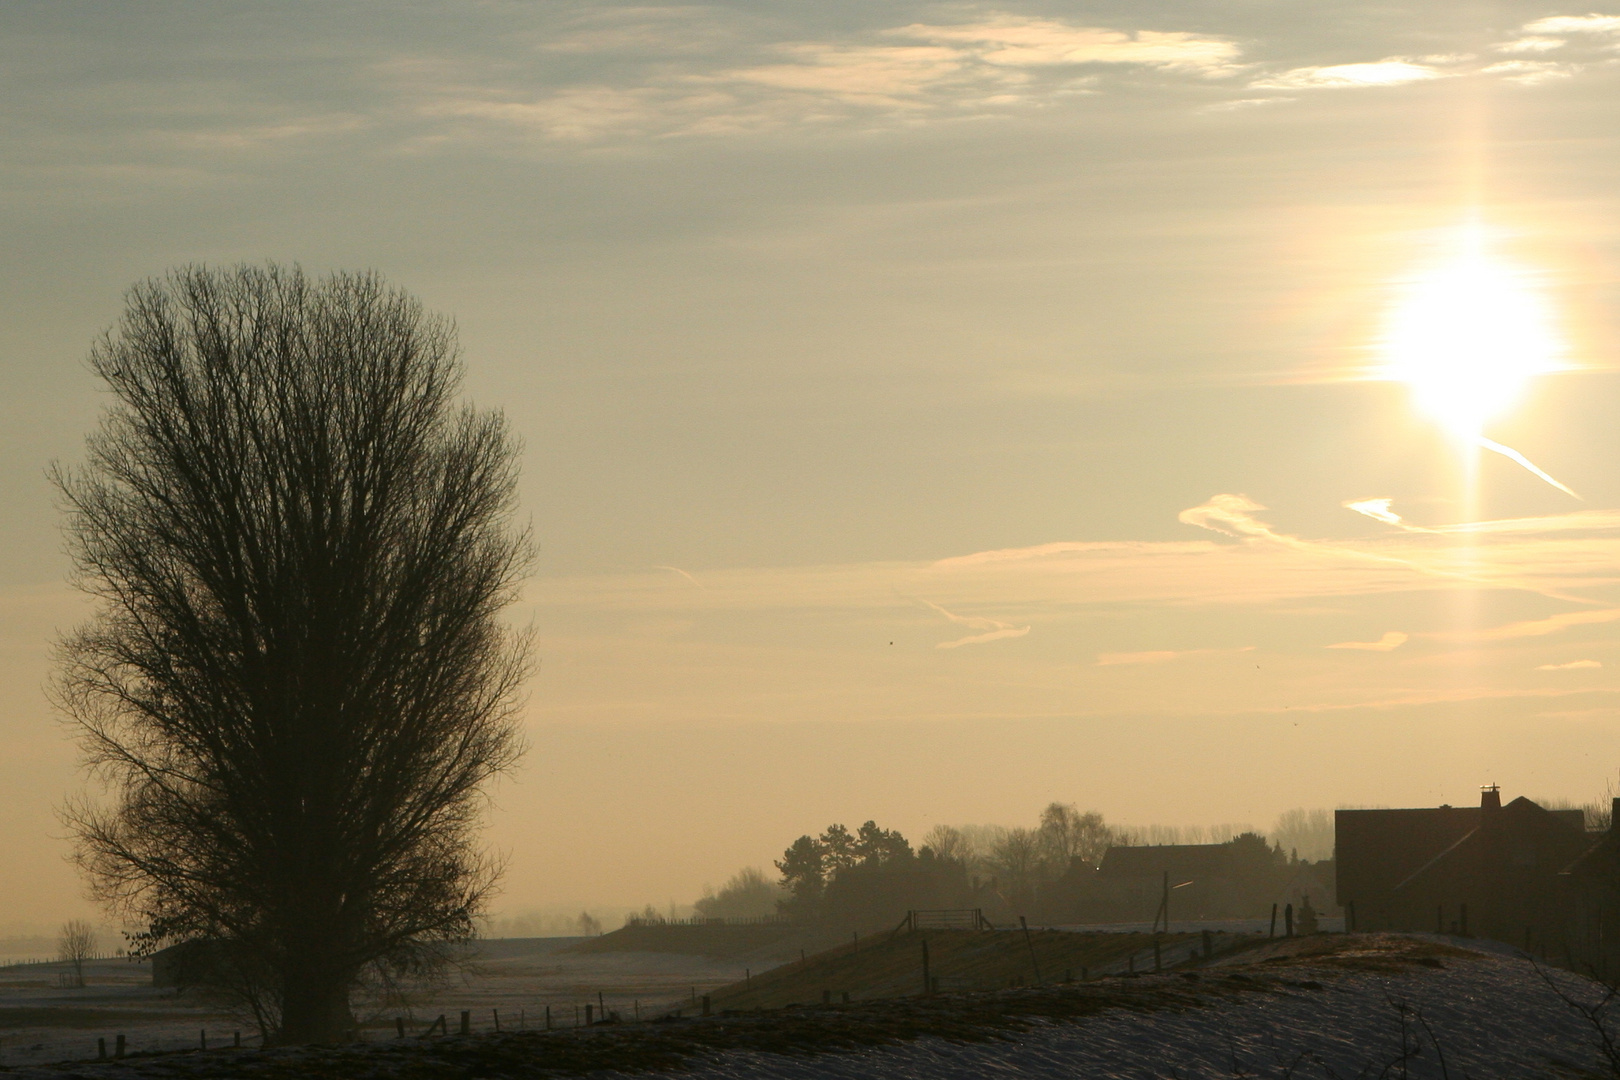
[3,0,1620,934]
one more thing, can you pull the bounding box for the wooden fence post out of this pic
[1019,916,1043,985]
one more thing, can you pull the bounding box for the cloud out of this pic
[1344,498,1406,527]
[1177,492,1279,539]
[938,626,1033,648]
[415,14,1248,143]
[1251,59,1445,89]
[1538,659,1603,670]
[1469,608,1620,640]
[1328,631,1409,652]
[1522,14,1620,34]
[535,500,1620,627]
[1096,646,1255,666]
[1200,97,1293,112]
[1097,650,1184,666]
[1494,36,1567,53]
[717,44,980,107]
[890,17,1242,76]
[1481,60,1579,84]
[921,600,1031,649]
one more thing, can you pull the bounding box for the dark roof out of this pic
[1336,806,1480,903]
[1561,829,1618,880]
[1341,797,1587,903]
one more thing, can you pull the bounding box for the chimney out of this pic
[1481,784,1501,812]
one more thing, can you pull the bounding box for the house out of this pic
[1337,787,1588,950]
[1560,797,1620,976]
[1040,833,1333,923]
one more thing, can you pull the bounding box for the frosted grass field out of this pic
[2,934,1609,1078]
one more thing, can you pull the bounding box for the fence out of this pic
[622,914,793,928]
[0,951,127,970]
[0,995,704,1070]
[897,909,996,932]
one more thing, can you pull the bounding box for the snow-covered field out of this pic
[623,937,1606,1079]
[2,934,1611,1079]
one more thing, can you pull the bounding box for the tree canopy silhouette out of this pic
[54,265,531,1044]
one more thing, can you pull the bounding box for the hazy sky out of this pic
[4,0,1620,934]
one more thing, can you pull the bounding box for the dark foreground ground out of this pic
[1,934,1612,1079]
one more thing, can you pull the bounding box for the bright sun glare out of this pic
[1380,225,1563,442]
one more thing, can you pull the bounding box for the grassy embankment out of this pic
[705,928,1207,1010]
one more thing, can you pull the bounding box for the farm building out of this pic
[1337,787,1592,956]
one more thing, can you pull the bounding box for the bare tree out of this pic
[1270,808,1335,862]
[921,824,975,865]
[54,265,531,1045]
[695,867,785,920]
[1037,803,1115,871]
[57,920,97,987]
[989,827,1044,907]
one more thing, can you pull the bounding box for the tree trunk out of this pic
[278,964,354,1044]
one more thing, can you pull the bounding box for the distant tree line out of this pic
[745,803,1337,929]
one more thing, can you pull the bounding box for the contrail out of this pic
[1477,436,1581,500]
[652,565,702,586]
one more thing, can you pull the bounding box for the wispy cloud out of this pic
[412,13,1245,143]
[1488,14,1620,75]
[1493,36,1567,53]
[1097,650,1184,666]
[890,18,1242,76]
[921,600,1031,649]
[535,499,1620,632]
[1251,59,1445,90]
[1344,498,1410,528]
[1539,659,1603,670]
[1481,60,1579,84]
[1467,608,1620,640]
[1522,14,1620,34]
[1097,646,1255,666]
[1328,631,1409,651]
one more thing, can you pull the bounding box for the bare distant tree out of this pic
[54,265,531,1044]
[695,867,785,920]
[921,824,975,865]
[1271,809,1335,862]
[989,827,1044,906]
[57,920,96,987]
[1037,803,1115,871]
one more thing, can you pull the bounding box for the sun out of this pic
[1379,224,1563,442]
